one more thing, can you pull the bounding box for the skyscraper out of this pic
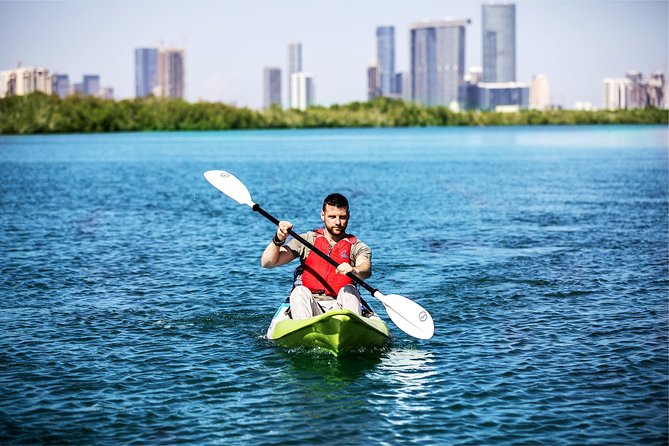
[135,48,159,98]
[52,74,70,98]
[529,74,550,110]
[410,19,471,107]
[83,75,100,96]
[367,61,380,100]
[263,67,282,108]
[288,42,302,108]
[603,78,632,110]
[376,26,396,97]
[482,3,516,83]
[647,71,666,108]
[159,48,185,99]
[290,72,314,111]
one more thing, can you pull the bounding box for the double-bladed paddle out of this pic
[204,169,434,340]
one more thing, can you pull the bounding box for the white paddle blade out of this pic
[374,292,434,340]
[204,170,256,208]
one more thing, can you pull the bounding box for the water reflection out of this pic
[283,348,384,385]
[370,348,439,415]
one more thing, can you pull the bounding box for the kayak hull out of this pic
[267,305,390,356]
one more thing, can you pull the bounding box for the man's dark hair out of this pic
[323,193,349,213]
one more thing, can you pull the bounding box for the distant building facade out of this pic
[603,71,666,110]
[263,67,282,108]
[52,74,70,98]
[158,48,185,99]
[135,48,159,97]
[482,3,516,83]
[647,71,665,108]
[410,18,471,107]
[99,87,114,100]
[83,75,100,96]
[290,72,314,111]
[288,42,302,109]
[367,61,380,100]
[603,78,632,110]
[529,74,550,110]
[477,82,529,111]
[394,72,403,98]
[376,26,396,97]
[462,66,482,110]
[0,66,53,97]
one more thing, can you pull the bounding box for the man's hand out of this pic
[336,263,356,276]
[275,221,293,244]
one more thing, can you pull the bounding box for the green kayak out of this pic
[267,303,390,356]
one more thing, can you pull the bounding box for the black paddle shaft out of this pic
[253,204,378,296]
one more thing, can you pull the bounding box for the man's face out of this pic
[321,204,349,237]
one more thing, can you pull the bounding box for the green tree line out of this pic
[0,92,666,134]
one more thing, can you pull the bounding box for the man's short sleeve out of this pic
[351,240,372,266]
[286,231,316,261]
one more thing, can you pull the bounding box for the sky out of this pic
[1,0,667,109]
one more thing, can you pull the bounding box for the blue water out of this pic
[1,126,667,445]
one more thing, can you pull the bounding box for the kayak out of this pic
[266,300,390,356]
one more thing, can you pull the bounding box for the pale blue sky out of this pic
[1,0,667,109]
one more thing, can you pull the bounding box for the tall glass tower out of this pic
[135,48,159,98]
[288,43,302,108]
[376,26,396,96]
[159,48,185,99]
[83,75,100,96]
[482,4,516,83]
[263,67,282,109]
[410,19,470,107]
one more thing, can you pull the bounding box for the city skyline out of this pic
[1,0,667,109]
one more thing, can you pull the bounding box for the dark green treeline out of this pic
[1,92,667,134]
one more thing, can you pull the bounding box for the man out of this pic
[260,193,372,319]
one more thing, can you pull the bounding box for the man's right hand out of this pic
[276,221,293,244]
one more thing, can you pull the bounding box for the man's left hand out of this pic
[336,263,356,275]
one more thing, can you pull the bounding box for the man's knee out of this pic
[290,285,312,301]
[339,284,361,298]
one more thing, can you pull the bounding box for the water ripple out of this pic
[1,128,667,444]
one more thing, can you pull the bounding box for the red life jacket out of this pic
[301,228,357,297]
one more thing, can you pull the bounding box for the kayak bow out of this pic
[267,303,390,356]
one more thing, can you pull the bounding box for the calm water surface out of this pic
[1,126,667,444]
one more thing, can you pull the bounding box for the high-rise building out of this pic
[367,61,380,101]
[647,71,665,108]
[52,74,70,98]
[482,3,516,83]
[603,78,632,110]
[394,72,403,98]
[529,74,550,110]
[290,72,314,111]
[0,66,52,97]
[159,48,185,99]
[625,70,648,109]
[400,71,412,102]
[135,48,159,98]
[263,67,282,108]
[83,75,100,96]
[410,18,471,107]
[288,42,302,108]
[376,26,396,97]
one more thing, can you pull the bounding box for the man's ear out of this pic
[320,210,325,221]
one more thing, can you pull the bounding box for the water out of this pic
[1,126,667,445]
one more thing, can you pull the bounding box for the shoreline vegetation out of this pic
[1,92,667,134]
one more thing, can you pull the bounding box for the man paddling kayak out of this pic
[261,193,372,320]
